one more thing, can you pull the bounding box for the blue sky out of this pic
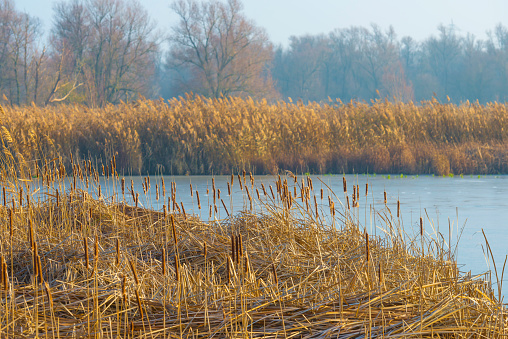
[14,0,508,46]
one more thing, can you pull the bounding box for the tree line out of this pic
[272,24,508,104]
[1,0,508,107]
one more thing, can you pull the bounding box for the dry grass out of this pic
[1,97,508,176]
[0,153,506,338]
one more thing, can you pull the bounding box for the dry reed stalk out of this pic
[271,263,278,286]
[162,247,166,276]
[171,215,178,246]
[0,255,4,289]
[365,232,370,263]
[135,289,144,319]
[8,208,12,238]
[226,256,231,284]
[174,254,180,282]
[94,234,99,259]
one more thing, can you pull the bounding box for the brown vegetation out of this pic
[1,96,508,176]
[0,154,505,337]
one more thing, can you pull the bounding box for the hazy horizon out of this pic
[14,0,508,46]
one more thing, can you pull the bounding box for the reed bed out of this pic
[0,155,505,338]
[1,96,508,176]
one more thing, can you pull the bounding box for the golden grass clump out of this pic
[1,97,508,176]
[0,155,506,338]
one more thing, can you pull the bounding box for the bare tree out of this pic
[272,35,329,101]
[422,24,463,100]
[51,0,162,106]
[166,0,275,98]
[0,0,47,105]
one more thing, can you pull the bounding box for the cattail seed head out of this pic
[238,174,243,190]
[221,199,229,216]
[271,263,278,286]
[129,259,140,285]
[181,202,187,220]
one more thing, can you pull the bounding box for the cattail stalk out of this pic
[231,235,236,264]
[174,254,180,282]
[171,215,178,246]
[162,247,166,276]
[84,238,89,269]
[366,232,370,262]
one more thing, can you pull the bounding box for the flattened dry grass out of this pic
[0,159,505,338]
